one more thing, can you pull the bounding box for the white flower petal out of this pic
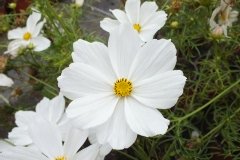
[72,39,116,82]
[108,25,142,77]
[28,117,63,159]
[125,97,170,137]
[4,39,27,57]
[110,9,129,23]
[7,27,27,40]
[64,128,88,159]
[15,111,36,127]
[0,140,14,152]
[229,10,239,26]
[31,36,51,52]
[97,144,112,160]
[139,25,159,42]
[133,70,186,109]
[67,94,118,129]
[125,0,141,23]
[141,11,167,30]
[8,127,32,146]
[32,20,46,37]
[88,132,112,160]
[35,97,50,120]
[73,144,99,160]
[129,39,177,81]
[100,18,120,32]
[0,147,48,160]
[0,74,14,87]
[139,1,158,24]
[95,99,137,150]
[26,12,41,33]
[48,94,65,123]
[58,63,113,100]
[57,115,73,141]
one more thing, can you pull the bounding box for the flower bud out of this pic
[8,3,17,9]
[170,21,179,28]
[75,0,84,7]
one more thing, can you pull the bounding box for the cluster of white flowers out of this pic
[0,0,187,159]
[209,0,239,38]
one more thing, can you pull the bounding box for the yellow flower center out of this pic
[23,32,32,41]
[55,156,67,160]
[133,24,141,33]
[114,78,133,97]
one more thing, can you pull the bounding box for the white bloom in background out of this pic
[88,132,112,160]
[100,0,167,42]
[58,25,186,149]
[209,0,239,37]
[8,94,67,146]
[0,73,13,87]
[0,117,100,160]
[75,0,84,7]
[5,11,51,57]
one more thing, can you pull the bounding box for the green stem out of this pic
[202,106,240,140]
[22,71,58,92]
[177,78,240,121]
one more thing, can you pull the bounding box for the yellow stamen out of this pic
[55,156,67,160]
[114,78,133,97]
[133,24,141,33]
[23,32,32,41]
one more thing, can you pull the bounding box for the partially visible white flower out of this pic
[0,73,13,87]
[1,117,100,160]
[100,0,167,42]
[88,132,112,160]
[8,94,67,146]
[75,0,84,7]
[5,10,51,57]
[58,25,186,149]
[209,0,239,37]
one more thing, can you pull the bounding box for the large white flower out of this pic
[0,117,100,160]
[5,11,51,57]
[58,25,186,149]
[8,94,67,146]
[0,73,13,87]
[100,0,167,42]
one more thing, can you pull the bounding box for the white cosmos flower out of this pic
[58,25,187,150]
[0,73,13,87]
[100,0,167,42]
[0,117,100,160]
[209,0,239,37]
[5,11,51,57]
[8,94,68,146]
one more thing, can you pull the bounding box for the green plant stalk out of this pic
[22,71,58,92]
[202,106,240,141]
[177,78,240,122]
